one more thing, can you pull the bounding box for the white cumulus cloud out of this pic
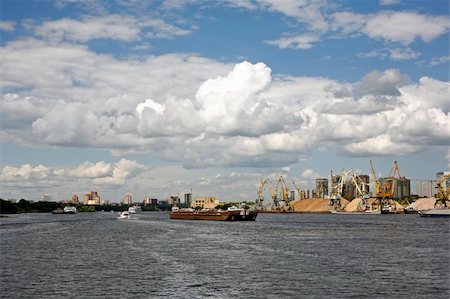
[93,159,146,185]
[69,161,113,178]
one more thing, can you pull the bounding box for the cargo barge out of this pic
[419,209,450,217]
[170,207,257,221]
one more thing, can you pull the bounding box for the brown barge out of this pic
[170,207,257,221]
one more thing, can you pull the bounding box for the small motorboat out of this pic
[118,211,130,219]
[128,205,137,214]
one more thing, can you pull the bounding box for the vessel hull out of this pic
[170,210,257,221]
[419,209,450,217]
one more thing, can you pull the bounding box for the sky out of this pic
[0,0,449,203]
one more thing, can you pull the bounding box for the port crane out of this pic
[370,160,402,198]
[256,178,276,210]
[435,174,450,208]
[330,169,352,210]
[275,176,293,211]
[370,160,403,211]
[351,173,370,210]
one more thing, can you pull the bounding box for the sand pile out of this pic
[339,198,350,209]
[392,200,405,211]
[344,198,364,212]
[406,197,436,211]
[291,198,331,213]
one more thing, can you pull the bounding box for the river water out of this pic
[0,212,448,298]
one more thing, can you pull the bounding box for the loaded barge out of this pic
[170,206,257,221]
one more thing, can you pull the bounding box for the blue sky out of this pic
[1,0,449,203]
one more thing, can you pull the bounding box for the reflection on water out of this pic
[1,212,449,298]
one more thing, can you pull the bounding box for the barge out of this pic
[170,207,257,221]
[419,209,450,217]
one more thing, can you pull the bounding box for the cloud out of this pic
[358,48,420,61]
[0,21,15,32]
[69,161,113,178]
[1,41,448,168]
[196,61,271,130]
[0,164,63,188]
[447,150,450,169]
[264,33,320,50]
[429,56,450,67]
[301,169,321,180]
[34,14,192,42]
[256,0,329,32]
[93,159,146,185]
[354,69,409,96]
[379,0,401,5]
[362,12,449,45]
[0,159,146,193]
[399,76,450,113]
[342,134,421,156]
[333,11,449,45]
[0,94,46,129]
[136,99,165,117]
[31,102,100,146]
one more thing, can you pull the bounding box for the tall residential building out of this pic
[83,191,101,205]
[184,193,192,206]
[169,196,181,206]
[123,193,132,204]
[71,194,79,204]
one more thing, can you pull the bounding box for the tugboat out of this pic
[169,206,257,221]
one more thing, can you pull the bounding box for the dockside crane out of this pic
[275,176,292,211]
[351,173,370,211]
[435,174,450,208]
[330,169,352,210]
[256,178,276,211]
[370,160,403,211]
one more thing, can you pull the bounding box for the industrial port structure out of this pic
[256,160,445,214]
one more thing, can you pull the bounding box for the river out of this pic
[1,212,448,298]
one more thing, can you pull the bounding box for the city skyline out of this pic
[1,0,449,202]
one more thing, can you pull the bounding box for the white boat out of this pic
[419,209,450,217]
[63,206,78,214]
[128,205,137,214]
[118,211,130,219]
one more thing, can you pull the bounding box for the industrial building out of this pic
[192,197,219,209]
[378,177,410,199]
[315,178,328,198]
[415,181,436,197]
